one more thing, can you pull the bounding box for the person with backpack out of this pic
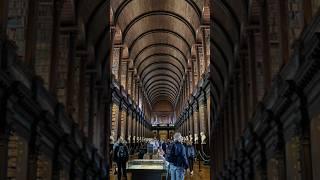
[186,140,195,175]
[167,132,189,180]
[113,138,129,180]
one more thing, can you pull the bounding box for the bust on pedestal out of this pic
[194,134,199,144]
[110,131,115,145]
[189,134,193,143]
[200,132,206,144]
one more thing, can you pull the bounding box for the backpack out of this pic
[117,145,128,160]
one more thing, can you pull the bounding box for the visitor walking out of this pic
[186,140,195,175]
[168,133,189,180]
[113,138,129,180]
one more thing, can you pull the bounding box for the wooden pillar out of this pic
[117,102,122,139]
[186,113,189,136]
[279,0,289,64]
[78,54,87,131]
[248,31,258,115]
[27,125,40,180]
[48,0,63,95]
[51,144,62,180]
[25,0,39,66]
[191,59,196,90]
[233,76,241,139]
[224,105,229,160]
[132,111,135,142]
[137,115,139,140]
[201,27,209,70]
[196,101,201,142]
[125,109,129,140]
[0,0,8,39]
[66,32,76,113]
[139,116,142,139]
[125,61,129,90]
[240,57,249,124]
[131,74,134,98]
[190,108,194,144]
[229,90,235,151]
[202,91,209,137]
[303,0,312,25]
[0,91,9,179]
[117,47,123,84]
[259,0,272,89]
[88,73,95,142]
[195,47,201,81]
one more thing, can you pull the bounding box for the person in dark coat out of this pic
[186,140,196,175]
[113,138,129,180]
[167,133,189,180]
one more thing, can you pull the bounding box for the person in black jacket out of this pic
[113,138,129,180]
[186,140,196,175]
[168,132,189,180]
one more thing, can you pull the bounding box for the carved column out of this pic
[138,115,141,140]
[117,101,122,139]
[259,0,272,89]
[25,0,39,66]
[0,0,8,39]
[297,91,312,180]
[88,72,96,142]
[78,53,88,132]
[132,111,136,143]
[190,107,194,144]
[27,124,41,180]
[0,89,9,179]
[186,112,190,136]
[202,91,209,136]
[279,0,289,64]
[48,0,63,95]
[195,47,201,81]
[125,60,129,90]
[124,108,129,141]
[191,59,196,90]
[51,143,63,180]
[228,89,235,150]
[240,56,249,124]
[196,101,201,144]
[254,142,267,180]
[247,30,257,117]
[117,46,123,84]
[136,115,139,140]
[65,32,77,113]
[201,27,209,70]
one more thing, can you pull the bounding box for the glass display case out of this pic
[127,159,167,180]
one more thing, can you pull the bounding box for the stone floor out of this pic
[109,158,210,180]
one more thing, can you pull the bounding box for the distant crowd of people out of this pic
[110,133,196,180]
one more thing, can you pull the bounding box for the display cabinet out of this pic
[127,159,167,180]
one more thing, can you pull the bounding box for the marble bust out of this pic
[189,134,193,142]
[110,131,115,144]
[200,132,207,144]
[128,135,131,143]
[194,134,199,144]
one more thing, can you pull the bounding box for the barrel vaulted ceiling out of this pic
[111,0,205,107]
[65,0,247,112]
